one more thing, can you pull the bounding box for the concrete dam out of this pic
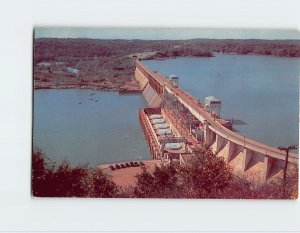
[135,59,298,182]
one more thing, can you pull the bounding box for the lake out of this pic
[144,54,299,149]
[33,90,150,166]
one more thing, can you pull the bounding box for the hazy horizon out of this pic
[35,27,300,40]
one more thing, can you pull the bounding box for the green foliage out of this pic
[50,161,89,197]
[32,150,118,197]
[32,146,298,199]
[132,143,298,199]
[31,150,52,197]
[90,169,119,198]
[153,163,178,191]
[179,145,232,198]
[215,171,298,200]
[134,144,232,198]
[134,164,181,198]
[134,167,156,197]
[35,38,300,60]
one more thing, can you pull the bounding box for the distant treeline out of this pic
[34,38,300,63]
[189,38,300,57]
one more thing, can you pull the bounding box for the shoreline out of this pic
[34,85,143,94]
[34,38,300,92]
[34,79,142,92]
[34,52,300,91]
[34,85,119,91]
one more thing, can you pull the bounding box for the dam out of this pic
[135,59,298,182]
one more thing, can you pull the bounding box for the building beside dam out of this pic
[135,59,298,183]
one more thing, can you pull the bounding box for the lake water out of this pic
[33,90,150,166]
[144,55,299,149]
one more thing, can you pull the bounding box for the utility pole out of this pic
[278,145,297,196]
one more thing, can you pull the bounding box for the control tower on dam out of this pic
[135,59,298,183]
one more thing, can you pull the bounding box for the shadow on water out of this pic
[226,118,247,133]
[226,118,247,126]
[232,128,240,133]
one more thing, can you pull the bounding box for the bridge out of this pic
[135,59,298,182]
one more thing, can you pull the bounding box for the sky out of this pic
[35,27,300,40]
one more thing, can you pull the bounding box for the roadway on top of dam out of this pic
[135,60,298,163]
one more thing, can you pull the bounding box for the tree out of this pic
[152,164,178,192]
[134,164,180,198]
[32,150,119,198]
[179,144,232,198]
[32,150,52,197]
[133,144,232,198]
[52,161,89,197]
[90,169,118,198]
[134,167,156,198]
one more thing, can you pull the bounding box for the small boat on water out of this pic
[78,102,82,104]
